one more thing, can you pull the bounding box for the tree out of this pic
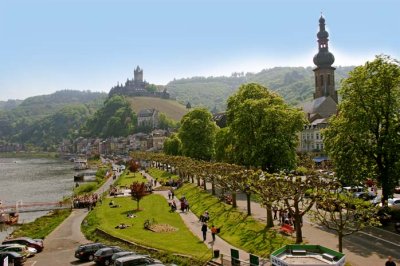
[324,55,400,204]
[214,127,234,163]
[310,189,380,252]
[227,83,305,172]
[130,182,147,210]
[178,108,217,161]
[163,133,182,156]
[128,159,140,175]
[85,95,137,137]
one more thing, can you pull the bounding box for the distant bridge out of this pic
[0,201,71,214]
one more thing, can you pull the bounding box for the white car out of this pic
[388,198,400,209]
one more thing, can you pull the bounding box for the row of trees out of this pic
[164,82,305,173]
[165,55,400,204]
[131,151,380,252]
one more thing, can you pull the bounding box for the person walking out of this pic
[211,225,217,242]
[273,206,278,220]
[201,222,208,241]
[386,256,396,266]
[168,190,172,200]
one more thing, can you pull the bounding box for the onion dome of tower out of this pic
[313,15,335,67]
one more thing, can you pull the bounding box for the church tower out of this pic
[313,15,337,103]
[134,66,144,84]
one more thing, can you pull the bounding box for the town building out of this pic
[137,108,159,129]
[299,15,338,153]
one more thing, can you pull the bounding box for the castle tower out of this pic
[313,15,337,103]
[134,66,144,83]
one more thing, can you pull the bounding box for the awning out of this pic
[313,156,329,163]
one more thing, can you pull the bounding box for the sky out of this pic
[0,0,399,101]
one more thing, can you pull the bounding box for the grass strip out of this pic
[10,209,71,239]
[175,183,294,257]
[147,168,179,182]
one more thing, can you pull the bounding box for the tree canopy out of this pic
[178,108,217,161]
[84,95,137,138]
[324,55,400,203]
[226,83,306,172]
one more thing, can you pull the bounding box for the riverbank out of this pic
[0,151,59,158]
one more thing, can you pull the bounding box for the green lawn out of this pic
[11,209,71,239]
[176,184,294,257]
[147,168,179,183]
[116,171,148,187]
[85,194,211,260]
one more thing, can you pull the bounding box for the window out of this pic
[328,74,331,86]
[320,75,324,86]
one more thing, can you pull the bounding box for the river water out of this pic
[0,157,75,241]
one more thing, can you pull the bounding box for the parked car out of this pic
[2,237,43,252]
[388,198,400,210]
[93,246,123,265]
[353,191,377,201]
[114,255,162,266]
[0,251,27,266]
[111,251,137,264]
[0,244,31,258]
[75,242,107,261]
[394,186,400,194]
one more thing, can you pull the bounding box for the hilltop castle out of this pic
[108,66,170,99]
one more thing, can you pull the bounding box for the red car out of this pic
[2,237,44,253]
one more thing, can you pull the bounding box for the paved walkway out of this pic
[27,170,120,266]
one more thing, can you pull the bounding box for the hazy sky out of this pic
[0,0,399,101]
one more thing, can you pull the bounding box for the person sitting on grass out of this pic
[115,223,130,229]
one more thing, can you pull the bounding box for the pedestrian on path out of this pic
[201,222,208,241]
[386,256,396,266]
[211,224,217,242]
[168,190,172,200]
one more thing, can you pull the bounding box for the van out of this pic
[114,254,163,266]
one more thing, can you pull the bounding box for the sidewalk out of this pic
[141,171,261,264]
[142,170,395,266]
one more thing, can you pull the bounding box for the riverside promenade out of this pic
[26,171,118,266]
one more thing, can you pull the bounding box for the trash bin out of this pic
[213,249,220,258]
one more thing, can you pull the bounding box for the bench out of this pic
[279,224,294,235]
[322,253,336,261]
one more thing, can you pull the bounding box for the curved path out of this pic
[25,172,118,266]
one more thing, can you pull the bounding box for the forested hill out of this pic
[166,66,354,112]
[0,90,107,150]
[0,99,23,111]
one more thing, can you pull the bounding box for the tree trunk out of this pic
[294,213,303,244]
[232,192,237,208]
[211,177,216,195]
[266,204,274,228]
[246,193,251,216]
[338,232,343,252]
[197,177,201,186]
[203,178,207,190]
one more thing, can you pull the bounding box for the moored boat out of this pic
[0,212,19,225]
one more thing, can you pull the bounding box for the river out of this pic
[0,157,75,241]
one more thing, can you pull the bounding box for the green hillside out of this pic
[0,90,107,150]
[166,66,354,112]
[127,96,188,121]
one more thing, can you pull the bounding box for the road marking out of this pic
[304,217,400,247]
[31,261,37,266]
[358,230,400,247]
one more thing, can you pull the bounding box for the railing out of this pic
[216,253,270,266]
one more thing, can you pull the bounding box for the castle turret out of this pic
[134,66,144,84]
[313,15,337,103]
